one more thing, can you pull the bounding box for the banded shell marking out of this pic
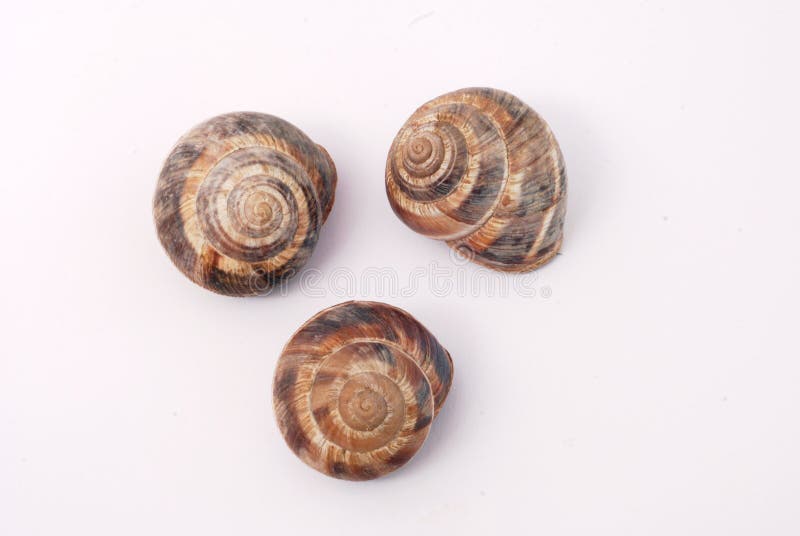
[154,112,336,296]
[273,301,454,480]
[386,87,567,272]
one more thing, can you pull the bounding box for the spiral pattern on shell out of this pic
[273,301,454,480]
[154,112,336,296]
[386,87,567,272]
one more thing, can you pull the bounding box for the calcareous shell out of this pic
[273,301,454,480]
[154,112,336,296]
[386,87,567,272]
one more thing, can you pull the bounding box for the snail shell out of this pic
[153,112,336,296]
[386,87,567,272]
[273,301,453,480]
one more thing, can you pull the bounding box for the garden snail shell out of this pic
[386,87,567,272]
[153,112,336,296]
[273,301,454,480]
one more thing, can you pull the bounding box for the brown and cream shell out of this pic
[273,301,453,480]
[153,112,336,296]
[386,87,567,272]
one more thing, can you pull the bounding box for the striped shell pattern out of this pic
[386,87,567,272]
[154,112,336,296]
[273,301,454,480]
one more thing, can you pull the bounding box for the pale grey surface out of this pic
[1,1,799,534]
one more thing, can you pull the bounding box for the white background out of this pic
[2,1,799,534]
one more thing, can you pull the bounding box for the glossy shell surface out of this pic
[386,87,566,272]
[154,112,336,296]
[273,301,453,480]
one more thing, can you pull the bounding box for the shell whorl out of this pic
[154,112,336,296]
[386,87,567,272]
[273,301,454,481]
